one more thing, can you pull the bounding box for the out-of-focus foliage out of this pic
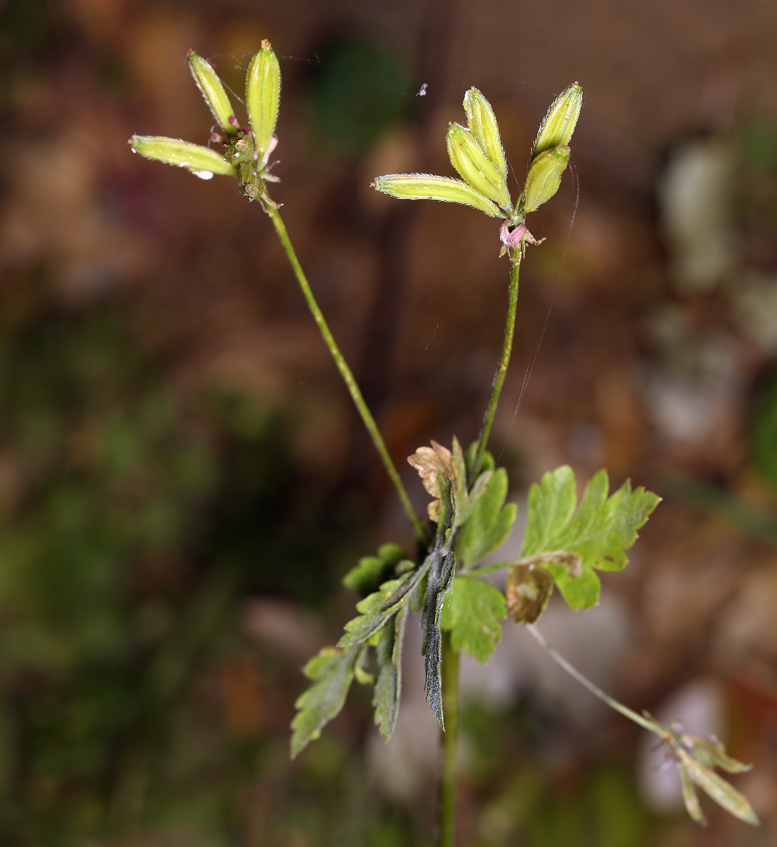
[0,293,365,844]
[307,37,411,156]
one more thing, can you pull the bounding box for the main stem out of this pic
[438,630,460,847]
[435,253,522,846]
[265,203,427,543]
[472,254,521,477]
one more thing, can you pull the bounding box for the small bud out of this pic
[129,135,235,178]
[522,144,570,213]
[532,83,582,159]
[188,51,238,136]
[446,123,510,208]
[372,174,503,218]
[499,221,545,251]
[246,39,281,165]
[463,88,507,180]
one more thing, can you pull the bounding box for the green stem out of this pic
[438,630,460,847]
[265,201,427,543]
[525,624,657,734]
[472,254,521,477]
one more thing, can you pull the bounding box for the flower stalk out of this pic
[263,200,427,543]
[438,629,460,847]
[471,252,521,478]
[526,624,759,826]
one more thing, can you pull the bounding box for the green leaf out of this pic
[441,575,506,662]
[545,565,601,610]
[338,558,429,648]
[521,465,577,557]
[373,603,409,741]
[464,441,495,478]
[421,549,457,727]
[343,542,410,597]
[290,644,361,758]
[521,466,660,610]
[457,467,517,566]
[354,644,375,685]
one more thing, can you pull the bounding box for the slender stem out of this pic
[264,202,427,543]
[472,254,521,477]
[438,630,460,847]
[525,624,657,734]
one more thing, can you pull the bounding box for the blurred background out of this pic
[2,0,777,844]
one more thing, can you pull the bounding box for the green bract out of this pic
[246,39,281,165]
[372,174,502,217]
[463,87,507,180]
[532,82,583,159]
[446,123,510,208]
[188,51,238,136]
[129,136,235,177]
[522,145,570,213]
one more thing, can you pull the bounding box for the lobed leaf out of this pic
[342,542,410,598]
[521,466,660,610]
[441,575,506,663]
[457,467,517,566]
[338,561,428,648]
[372,604,410,741]
[290,644,361,758]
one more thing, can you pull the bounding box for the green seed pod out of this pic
[685,737,752,774]
[129,136,235,178]
[446,123,510,208]
[522,144,570,212]
[188,51,238,136]
[463,87,507,179]
[372,174,503,218]
[532,83,582,160]
[678,765,705,825]
[677,747,759,826]
[246,39,281,164]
